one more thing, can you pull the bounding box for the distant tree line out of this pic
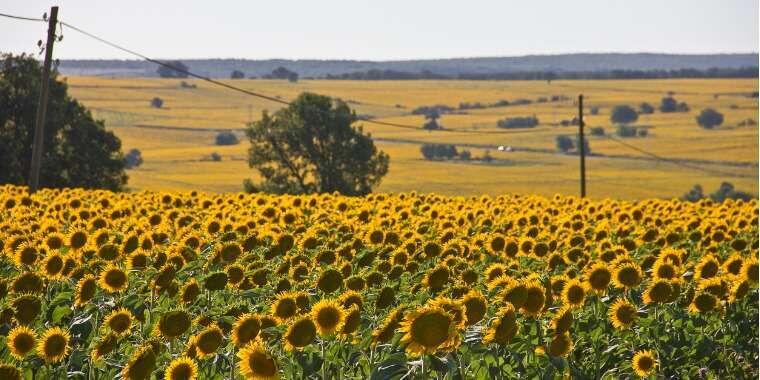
[323,67,759,81]
[682,182,754,203]
[497,116,539,129]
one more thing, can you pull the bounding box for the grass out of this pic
[63,76,759,198]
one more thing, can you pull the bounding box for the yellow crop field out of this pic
[63,77,758,198]
[0,184,756,378]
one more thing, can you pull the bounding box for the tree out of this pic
[124,149,143,169]
[150,97,164,108]
[422,111,443,131]
[215,131,239,145]
[709,182,753,202]
[555,135,574,153]
[268,66,299,82]
[639,102,654,114]
[660,96,688,113]
[245,92,389,195]
[230,70,245,79]
[610,105,638,125]
[696,108,724,129]
[156,61,189,78]
[0,54,127,190]
[681,184,704,202]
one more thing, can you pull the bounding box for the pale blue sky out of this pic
[1,0,758,60]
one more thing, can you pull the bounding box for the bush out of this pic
[150,97,164,108]
[639,102,654,114]
[610,105,638,124]
[660,96,688,113]
[556,135,574,153]
[481,150,494,163]
[422,119,443,131]
[411,105,454,117]
[179,81,196,89]
[210,152,222,162]
[589,106,600,115]
[230,70,245,79]
[683,182,754,202]
[420,143,458,160]
[215,131,239,145]
[696,108,724,129]
[616,125,638,137]
[124,149,143,169]
[459,150,471,161]
[497,116,539,129]
[589,127,605,136]
[637,128,649,137]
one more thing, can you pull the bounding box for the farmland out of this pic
[0,184,756,378]
[63,77,758,199]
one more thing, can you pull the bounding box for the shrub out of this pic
[210,152,222,162]
[696,108,724,129]
[616,125,638,138]
[150,97,164,108]
[660,96,688,113]
[124,149,143,169]
[420,143,458,160]
[589,127,605,136]
[639,102,654,114]
[422,119,443,131]
[459,150,471,161]
[610,105,638,125]
[589,106,600,115]
[555,135,574,153]
[215,131,239,145]
[497,116,539,129]
[179,81,196,89]
[637,128,649,137]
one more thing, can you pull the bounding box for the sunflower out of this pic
[652,259,678,280]
[11,271,43,294]
[38,326,70,364]
[423,264,450,292]
[740,257,758,284]
[122,344,157,380]
[181,279,201,305]
[232,313,261,348]
[643,279,672,305]
[632,350,657,377]
[104,308,133,336]
[91,332,119,362]
[271,292,299,323]
[375,286,396,310]
[67,229,88,250]
[341,305,362,335]
[547,332,573,357]
[42,252,65,279]
[728,279,750,303]
[12,294,41,325]
[371,308,405,345]
[283,316,317,351]
[99,265,128,293]
[561,278,586,308]
[193,324,224,359]
[521,279,546,316]
[551,306,573,333]
[586,262,612,294]
[612,262,643,290]
[608,298,637,330]
[0,364,22,380]
[501,278,528,309]
[688,291,719,314]
[237,339,279,380]
[165,356,197,380]
[7,325,36,360]
[157,310,192,339]
[74,274,97,307]
[316,268,343,294]
[311,299,346,336]
[399,306,460,356]
[44,232,65,250]
[339,290,364,311]
[483,304,518,346]
[461,290,487,326]
[13,242,38,267]
[485,263,508,283]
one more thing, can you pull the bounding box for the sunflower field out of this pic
[0,184,757,379]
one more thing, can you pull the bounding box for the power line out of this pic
[600,133,751,178]
[0,12,44,22]
[58,20,562,136]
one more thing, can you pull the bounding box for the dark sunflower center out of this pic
[411,312,450,348]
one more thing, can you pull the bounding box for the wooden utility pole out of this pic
[28,6,59,194]
[578,94,586,198]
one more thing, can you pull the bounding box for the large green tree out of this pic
[245,92,389,195]
[0,53,127,191]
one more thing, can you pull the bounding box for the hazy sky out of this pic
[1,1,758,60]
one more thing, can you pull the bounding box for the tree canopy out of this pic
[0,54,127,191]
[610,105,639,125]
[245,92,389,195]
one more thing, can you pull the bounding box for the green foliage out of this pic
[156,60,189,78]
[0,53,127,190]
[497,116,539,129]
[660,96,689,113]
[245,92,389,195]
[215,131,239,145]
[555,135,574,153]
[682,182,754,202]
[589,127,605,136]
[696,108,724,129]
[420,143,458,160]
[124,149,143,169]
[610,105,639,125]
[639,102,655,114]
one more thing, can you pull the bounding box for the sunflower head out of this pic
[237,339,279,380]
[157,310,191,339]
[0,364,22,380]
[632,350,657,377]
[104,308,133,337]
[99,265,128,293]
[311,299,346,336]
[399,306,460,356]
[613,263,643,290]
[12,294,41,325]
[283,316,317,351]
[317,268,343,294]
[520,279,546,317]
[165,356,198,380]
[271,292,299,323]
[193,324,224,359]
[75,274,98,307]
[643,279,672,305]
[547,332,573,357]
[688,291,719,314]
[609,298,637,330]
[483,304,518,346]
[7,325,36,360]
[551,306,573,333]
[91,332,119,363]
[423,264,450,292]
[561,279,586,308]
[122,344,157,380]
[461,290,487,326]
[586,262,612,293]
[38,326,70,364]
[232,313,261,348]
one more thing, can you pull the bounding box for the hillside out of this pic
[57,53,759,78]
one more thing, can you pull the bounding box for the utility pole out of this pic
[28,6,59,194]
[578,94,586,198]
